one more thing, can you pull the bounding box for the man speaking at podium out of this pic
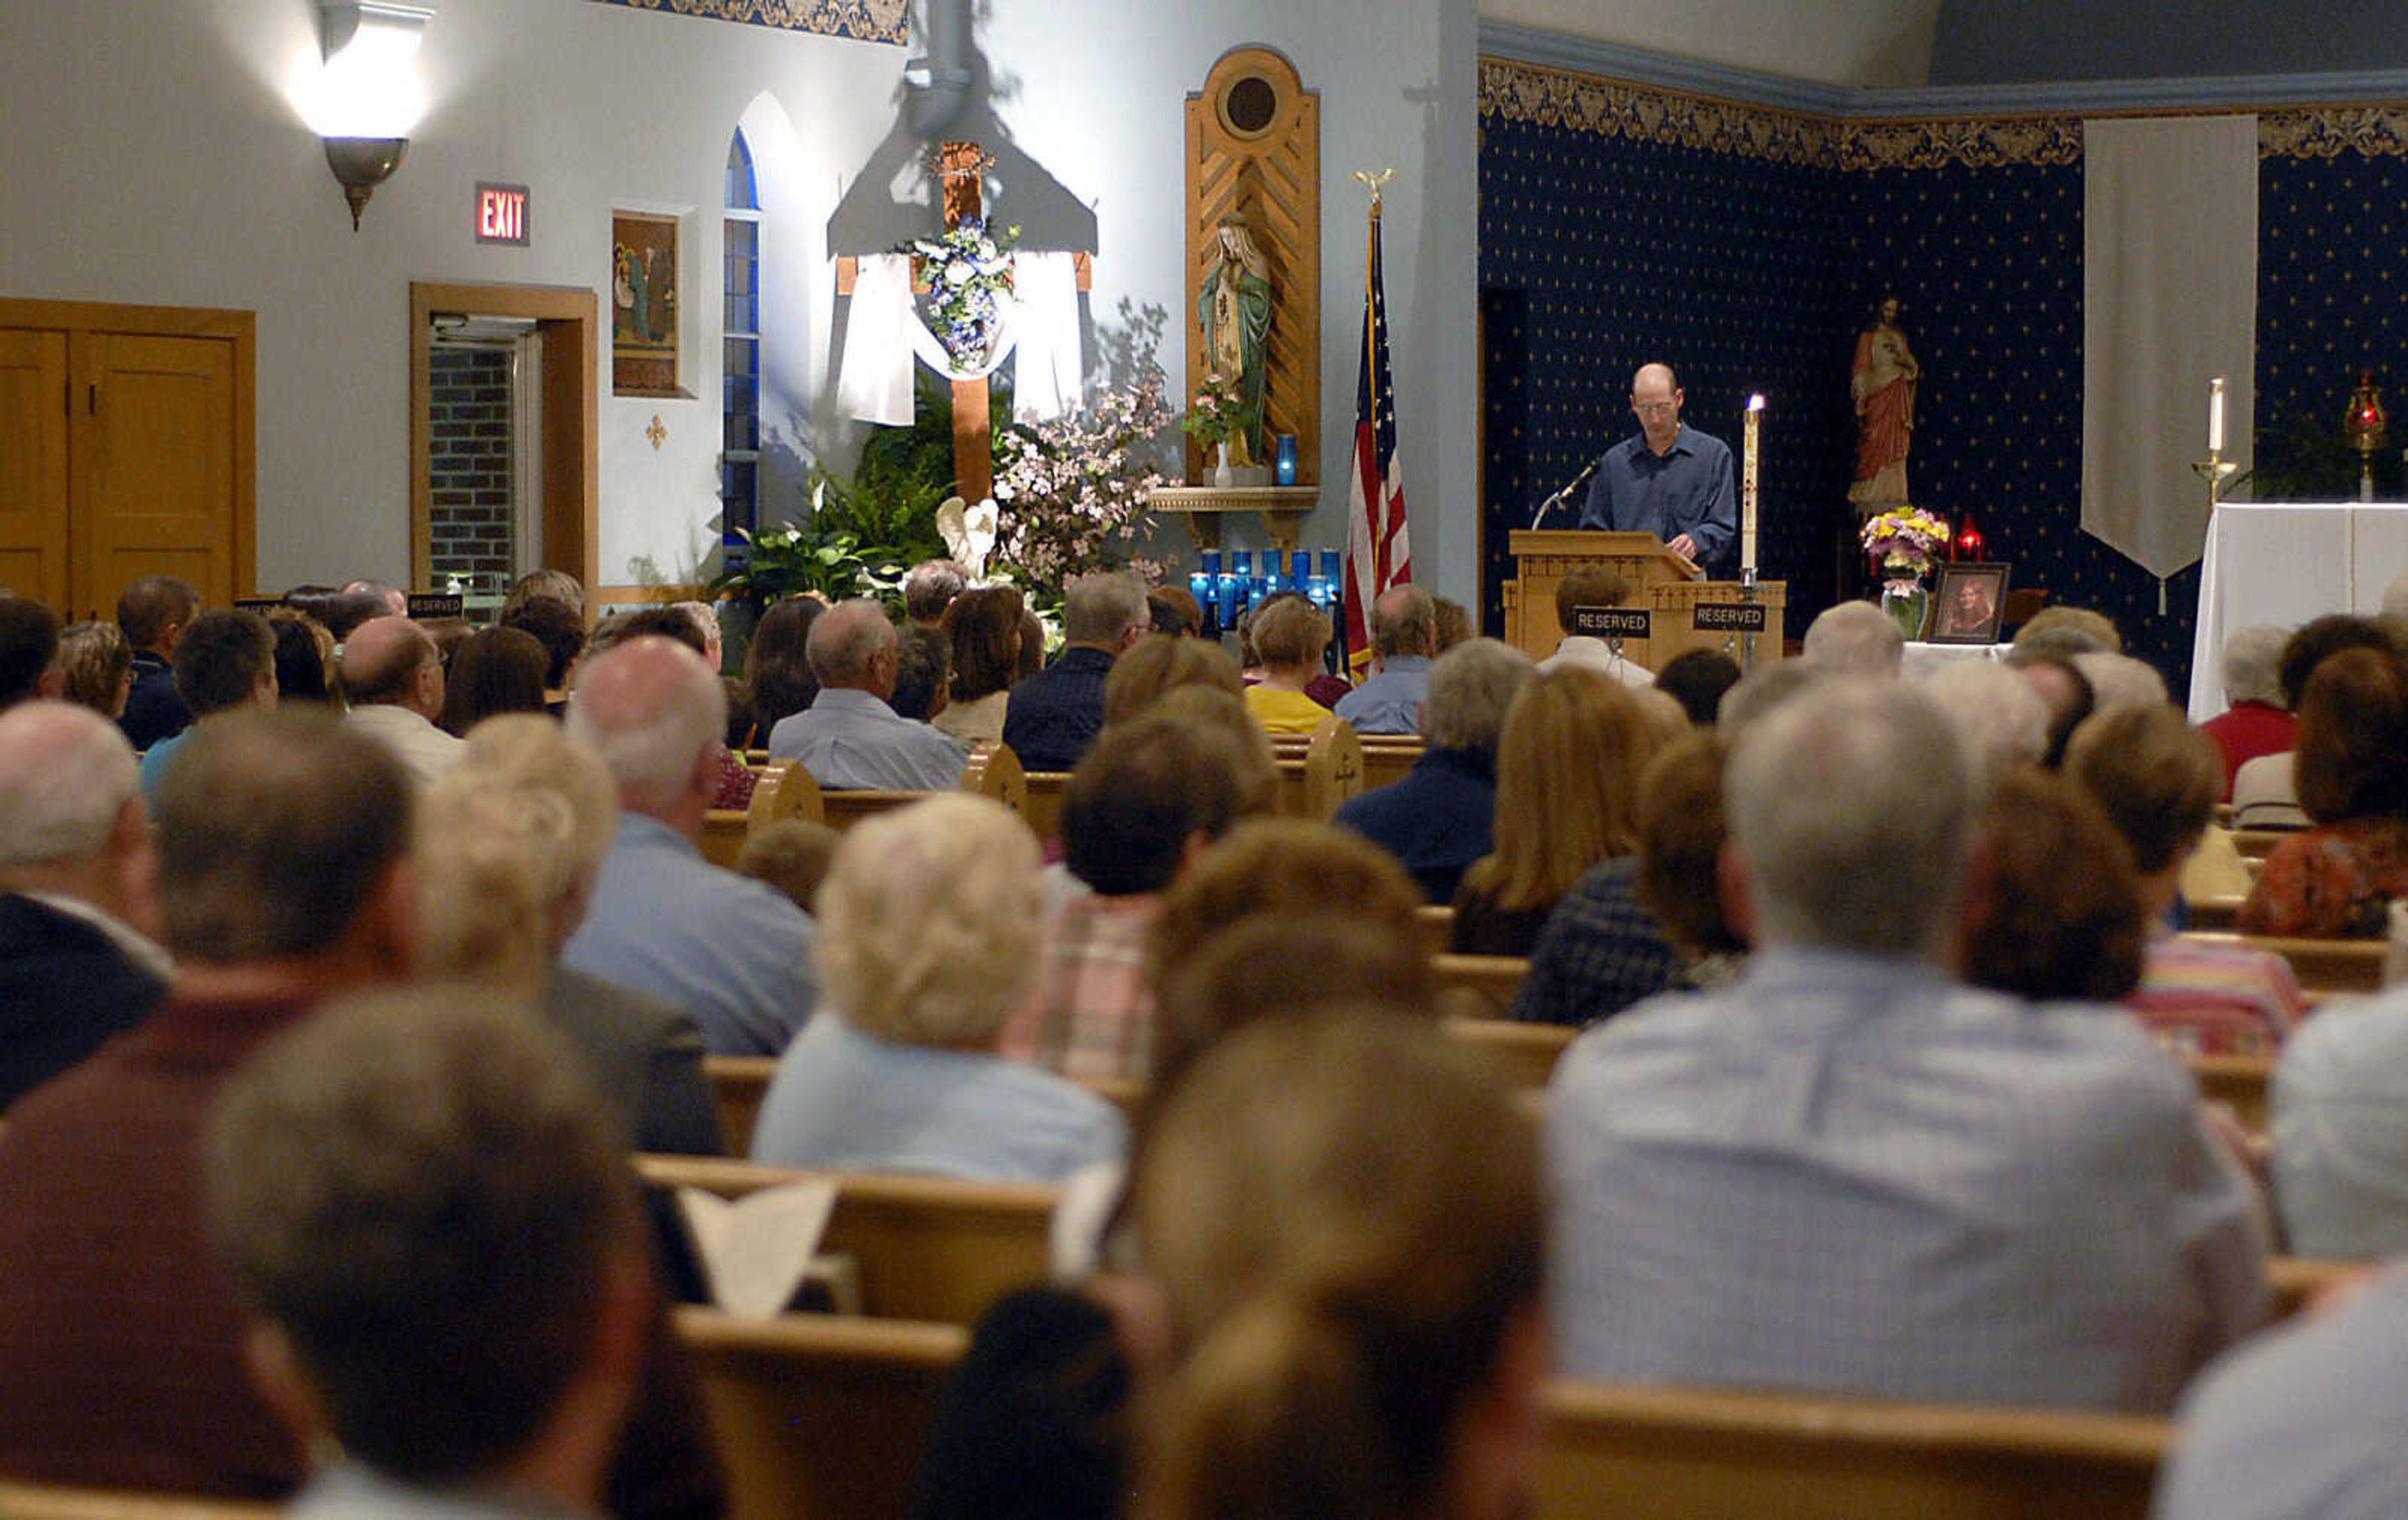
[1578,362,1736,575]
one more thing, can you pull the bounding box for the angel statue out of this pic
[1197,216,1273,465]
[1848,294,1920,511]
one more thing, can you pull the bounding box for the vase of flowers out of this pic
[1183,371,1247,488]
[1859,505,1951,641]
[895,216,1018,371]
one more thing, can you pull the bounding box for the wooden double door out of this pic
[0,299,254,618]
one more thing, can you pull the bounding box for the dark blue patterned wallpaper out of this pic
[1473,66,2408,692]
[1479,112,1857,641]
[2258,150,2408,500]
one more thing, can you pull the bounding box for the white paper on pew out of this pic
[676,1180,841,1321]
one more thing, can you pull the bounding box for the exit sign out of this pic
[475,182,530,246]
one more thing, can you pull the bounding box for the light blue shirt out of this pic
[1331,656,1431,736]
[560,811,816,1057]
[292,1463,600,1520]
[765,687,968,791]
[1548,946,2264,1412]
[136,726,191,800]
[751,1014,1125,1182]
[2270,988,2408,1260]
[2152,1265,2408,1520]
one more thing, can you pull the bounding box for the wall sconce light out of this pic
[314,1,435,231]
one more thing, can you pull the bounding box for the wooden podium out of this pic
[1502,530,1785,669]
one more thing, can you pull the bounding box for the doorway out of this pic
[408,282,598,610]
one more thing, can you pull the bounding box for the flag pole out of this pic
[1344,169,1398,677]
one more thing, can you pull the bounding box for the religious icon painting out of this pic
[612,211,682,397]
[1929,561,2011,645]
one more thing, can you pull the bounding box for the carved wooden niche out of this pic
[1186,46,1319,483]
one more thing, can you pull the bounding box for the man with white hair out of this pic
[1800,599,1904,675]
[1003,571,1151,771]
[339,615,465,786]
[0,702,170,1109]
[1919,657,2049,788]
[1333,638,1534,903]
[2200,623,2294,800]
[561,636,815,1055]
[765,599,966,790]
[1548,678,2263,1412]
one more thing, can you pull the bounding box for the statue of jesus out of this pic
[1198,217,1273,466]
[1848,294,1919,512]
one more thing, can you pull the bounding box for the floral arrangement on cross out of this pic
[895,216,1020,371]
[1859,505,1951,594]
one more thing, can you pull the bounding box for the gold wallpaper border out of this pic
[1481,56,2408,169]
[585,0,907,46]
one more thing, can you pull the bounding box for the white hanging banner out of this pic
[835,253,916,426]
[2081,115,2259,586]
[1008,251,1085,422]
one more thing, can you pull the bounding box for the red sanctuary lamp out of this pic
[1951,511,1986,561]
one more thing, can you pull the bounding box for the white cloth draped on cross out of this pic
[836,251,1085,426]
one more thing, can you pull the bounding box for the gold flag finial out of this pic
[1351,168,1395,206]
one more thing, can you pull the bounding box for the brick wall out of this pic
[428,347,515,587]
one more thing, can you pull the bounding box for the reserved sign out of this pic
[1692,602,1769,633]
[1573,606,1651,639]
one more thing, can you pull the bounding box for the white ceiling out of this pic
[1478,0,1943,89]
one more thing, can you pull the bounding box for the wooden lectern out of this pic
[1502,530,1785,670]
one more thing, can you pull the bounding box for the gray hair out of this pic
[564,637,726,814]
[1920,658,2050,788]
[0,701,140,868]
[2010,606,2121,659]
[1716,661,1823,731]
[1802,601,1904,676]
[1064,572,1150,648]
[805,599,895,688]
[819,794,1042,1047]
[2222,625,2289,708]
[1726,678,1971,954]
[1422,638,1535,751]
[2072,651,2169,712]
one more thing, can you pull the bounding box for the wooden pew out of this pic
[676,1307,966,1520]
[0,1488,272,1520]
[2188,1051,2273,1134]
[2184,894,2244,932]
[699,759,820,868]
[1536,1380,2170,1520]
[764,743,1030,835]
[1430,953,1529,1021]
[1415,902,1455,957]
[2266,1254,2370,1322]
[1266,715,1365,820]
[639,1154,1057,1324]
[2179,932,2385,997]
[1445,1016,1573,1090]
[1022,770,1070,842]
[1358,734,1423,794]
[704,1054,777,1154]
[2229,829,2291,860]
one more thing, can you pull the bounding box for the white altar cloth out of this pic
[2187,500,2408,722]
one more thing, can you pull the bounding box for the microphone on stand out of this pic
[1531,455,1603,529]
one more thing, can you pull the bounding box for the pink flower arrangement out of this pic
[1860,505,1951,591]
[991,366,1172,603]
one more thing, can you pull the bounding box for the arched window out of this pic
[721,130,762,543]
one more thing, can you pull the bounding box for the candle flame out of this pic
[1747,394,1766,411]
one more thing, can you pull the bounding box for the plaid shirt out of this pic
[996,892,1160,1083]
[1513,856,1681,1027]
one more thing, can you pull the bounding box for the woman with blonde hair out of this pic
[1452,667,1661,956]
[1133,1011,1548,1520]
[1102,634,1243,727]
[1242,595,1337,736]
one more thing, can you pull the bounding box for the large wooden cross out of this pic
[833,140,1092,505]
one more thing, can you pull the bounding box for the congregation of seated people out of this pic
[19,562,2408,1520]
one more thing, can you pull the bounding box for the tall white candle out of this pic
[2209,376,2227,455]
[1741,394,1764,573]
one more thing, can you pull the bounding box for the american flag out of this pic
[1344,201,1410,675]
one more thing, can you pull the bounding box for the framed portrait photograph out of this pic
[1928,561,2011,645]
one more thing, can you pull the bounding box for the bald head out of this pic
[0,701,142,873]
[806,600,898,695]
[1632,363,1684,449]
[566,636,727,819]
[1370,584,1438,660]
[1802,601,1904,676]
[341,617,441,716]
